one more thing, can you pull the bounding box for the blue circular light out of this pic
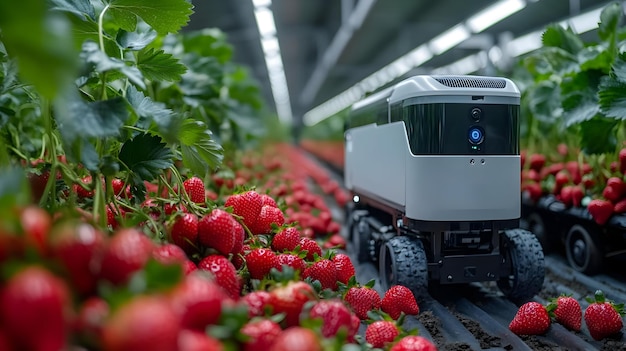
[468,127,484,144]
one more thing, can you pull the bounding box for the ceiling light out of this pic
[563,7,602,34]
[466,0,526,33]
[429,24,471,55]
[252,0,271,8]
[507,30,542,57]
[254,7,276,38]
[261,37,280,55]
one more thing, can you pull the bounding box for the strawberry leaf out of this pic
[108,0,194,36]
[542,24,584,55]
[49,0,96,20]
[125,85,176,141]
[179,119,223,176]
[80,41,145,89]
[137,48,187,82]
[578,117,618,155]
[119,132,174,184]
[599,75,626,120]
[598,2,622,43]
[116,25,158,51]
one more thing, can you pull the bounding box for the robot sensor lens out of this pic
[471,108,482,121]
[468,127,484,145]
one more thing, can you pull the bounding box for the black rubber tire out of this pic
[497,228,545,303]
[564,224,604,275]
[379,235,429,299]
[525,212,551,253]
[353,218,373,263]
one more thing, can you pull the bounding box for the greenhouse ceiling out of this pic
[186,0,618,126]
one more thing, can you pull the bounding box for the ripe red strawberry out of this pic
[587,199,614,225]
[225,190,263,230]
[183,176,206,204]
[509,301,550,335]
[277,253,307,273]
[269,326,321,351]
[240,319,282,351]
[260,193,278,207]
[299,237,322,261]
[0,266,70,351]
[19,205,51,256]
[184,260,198,275]
[99,228,154,286]
[272,227,301,252]
[557,143,568,156]
[198,209,237,255]
[269,281,316,327]
[603,185,623,203]
[584,290,624,340]
[164,202,187,215]
[73,297,109,347]
[614,198,626,214]
[152,242,188,265]
[242,290,272,317]
[250,204,285,234]
[548,295,581,331]
[198,254,241,299]
[178,329,224,351]
[170,213,199,255]
[303,258,337,290]
[111,178,128,197]
[389,335,437,351]
[560,185,574,207]
[571,185,585,207]
[555,171,570,190]
[332,253,355,284]
[231,220,245,255]
[74,175,96,198]
[366,320,400,348]
[49,221,106,296]
[529,153,546,172]
[102,295,181,351]
[170,273,228,330]
[245,248,280,280]
[523,182,543,202]
[309,299,353,338]
[345,286,382,320]
[381,285,420,320]
[106,203,126,229]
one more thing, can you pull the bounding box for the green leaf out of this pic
[116,25,158,51]
[542,24,585,55]
[142,259,183,292]
[578,45,613,73]
[80,41,145,89]
[119,132,174,183]
[108,0,194,35]
[599,75,626,120]
[179,120,223,176]
[126,85,174,131]
[0,0,78,98]
[611,52,626,83]
[137,48,187,82]
[49,0,96,20]
[562,92,600,127]
[578,117,618,155]
[181,29,233,63]
[598,2,622,42]
[527,80,563,124]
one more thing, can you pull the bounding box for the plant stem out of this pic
[40,96,58,210]
[97,4,110,53]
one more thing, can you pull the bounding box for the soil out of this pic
[415,311,474,350]
[451,310,502,349]
[519,335,569,350]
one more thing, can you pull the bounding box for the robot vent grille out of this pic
[434,76,507,89]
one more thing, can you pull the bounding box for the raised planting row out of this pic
[0,143,441,351]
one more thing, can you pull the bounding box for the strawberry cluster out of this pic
[521,145,626,225]
[1,143,437,351]
[509,291,624,341]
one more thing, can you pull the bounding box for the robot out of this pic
[344,75,545,301]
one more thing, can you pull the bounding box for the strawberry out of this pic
[245,248,280,280]
[548,295,581,331]
[269,326,321,351]
[0,266,70,351]
[170,272,228,330]
[178,330,224,351]
[303,258,338,291]
[198,254,241,299]
[560,185,574,207]
[260,193,278,207]
[111,178,128,197]
[272,227,302,252]
[269,281,316,327]
[19,205,51,256]
[381,285,420,320]
[308,299,353,338]
[614,198,626,214]
[389,335,437,351]
[554,171,570,191]
[523,182,543,202]
[509,301,550,335]
[170,213,199,255]
[603,185,623,203]
[587,199,614,225]
[299,237,322,261]
[152,242,188,265]
[557,143,568,157]
[231,221,245,255]
[102,295,181,351]
[184,260,198,275]
[183,176,206,204]
[198,209,237,255]
[584,290,624,340]
[571,185,584,207]
[49,221,106,296]
[240,319,282,351]
[345,286,382,320]
[332,253,355,284]
[529,154,546,172]
[73,297,109,347]
[242,290,272,317]
[99,228,154,286]
[225,190,263,230]
[365,320,400,348]
[106,203,126,229]
[250,204,285,235]
[620,148,626,174]
[74,175,96,198]
[277,253,307,273]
